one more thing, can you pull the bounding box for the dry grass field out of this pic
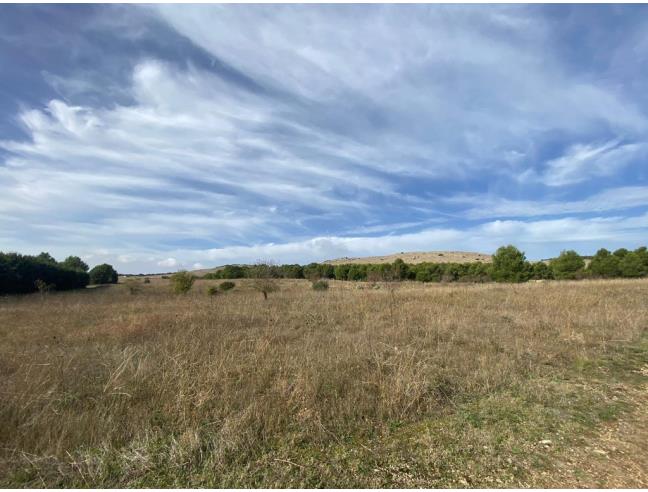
[1,278,647,487]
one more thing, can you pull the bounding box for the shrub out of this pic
[143,278,151,284]
[220,265,246,279]
[413,263,443,282]
[550,250,585,280]
[170,271,195,294]
[613,248,629,258]
[219,281,235,291]
[619,252,645,278]
[303,263,334,281]
[347,264,367,281]
[312,279,329,291]
[391,258,409,280]
[207,286,219,296]
[588,248,621,278]
[491,245,529,282]
[334,264,351,281]
[0,252,89,294]
[89,264,118,285]
[36,252,57,265]
[529,261,554,280]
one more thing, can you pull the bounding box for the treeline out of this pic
[203,245,648,283]
[0,252,118,295]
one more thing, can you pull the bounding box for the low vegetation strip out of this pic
[1,277,646,487]
[202,245,648,283]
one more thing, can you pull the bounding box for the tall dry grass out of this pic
[1,278,647,486]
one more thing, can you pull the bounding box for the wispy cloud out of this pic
[1,5,648,273]
[445,186,648,220]
[521,140,647,186]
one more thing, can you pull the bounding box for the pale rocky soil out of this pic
[532,374,648,488]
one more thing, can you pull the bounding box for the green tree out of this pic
[346,264,367,281]
[89,264,118,285]
[61,255,89,272]
[619,252,645,278]
[613,248,629,258]
[36,252,57,265]
[588,248,620,278]
[170,271,195,294]
[550,250,585,280]
[220,265,245,279]
[529,261,553,280]
[392,258,409,280]
[334,264,351,281]
[491,245,528,282]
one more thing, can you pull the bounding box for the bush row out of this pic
[201,245,648,284]
[0,252,119,295]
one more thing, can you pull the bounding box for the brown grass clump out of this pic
[0,278,647,487]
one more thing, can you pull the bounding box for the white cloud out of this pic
[65,212,648,273]
[2,5,648,274]
[524,140,647,187]
[157,258,178,268]
[445,185,648,220]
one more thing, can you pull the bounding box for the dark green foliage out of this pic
[312,279,329,291]
[164,244,648,292]
[613,248,629,258]
[588,249,621,278]
[303,263,335,281]
[89,264,119,285]
[206,286,218,296]
[346,264,367,281]
[61,256,89,272]
[334,264,351,280]
[36,252,57,265]
[219,281,235,291]
[366,263,394,281]
[550,250,585,280]
[170,271,195,294]
[412,263,443,282]
[619,252,645,278]
[528,261,554,280]
[0,252,89,294]
[279,264,304,279]
[391,258,409,280]
[491,245,529,282]
[221,265,246,279]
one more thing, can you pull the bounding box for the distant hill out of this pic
[324,251,492,265]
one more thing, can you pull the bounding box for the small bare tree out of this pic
[250,260,279,300]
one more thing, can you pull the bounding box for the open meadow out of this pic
[1,277,647,487]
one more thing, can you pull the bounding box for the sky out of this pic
[2,4,648,273]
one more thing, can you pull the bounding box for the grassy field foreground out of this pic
[1,278,647,487]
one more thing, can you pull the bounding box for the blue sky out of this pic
[2,4,648,273]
